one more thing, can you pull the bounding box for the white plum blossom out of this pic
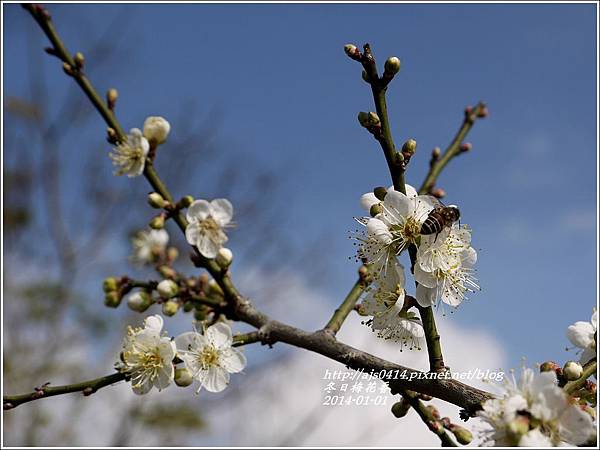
[130,228,169,265]
[477,366,595,446]
[109,128,149,177]
[175,322,246,393]
[116,315,176,395]
[414,226,479,308]
[185,199,233,258]
[358,260,424,350]
[567,308,597,364]
[356,184,436,272]
[143,116,171,144]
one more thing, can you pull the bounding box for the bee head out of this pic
[445,205,461,222]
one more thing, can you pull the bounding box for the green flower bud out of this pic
[450,425,473,445]
[207,279,224,297]
[104,291,121,308]
[183,301,194,313]
[107,88,118,105]
[373,186,388,201]
[384,56,401,75]
[402,138,417,155]
[194,308,207,321]
[344,44,358,56]
[540,361,560,373]
[369,203,383,217]
[158,265,177,280]
[167,247,179,262]
[179,195,194,208]
[148,192,166,209]
[174,367,194,387]
[74,52,85,69]
[103,277,119,293]
[126,291,153,313]
[215,247,233,268]
[149,214,165,230]
[162,299,180,316]
[357,111,380,128]
[157,279,179,299]
[563,361,583,381]
[391,399,410,418]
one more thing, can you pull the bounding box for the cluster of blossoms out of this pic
[116,315,246,394]
[356,184,479,348]
[567,308,597,365]
[477,365,595,446]
[109,116,171,177]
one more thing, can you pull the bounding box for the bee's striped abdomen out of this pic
[420,214,444,235]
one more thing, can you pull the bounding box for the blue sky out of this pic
[4,3,597,371]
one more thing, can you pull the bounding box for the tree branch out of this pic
[323,272,367,336]
[401,390,457,447]
[21,5,495,419]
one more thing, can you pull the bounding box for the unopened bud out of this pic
[460,142,472,152]
[430,187,446,199]
[157,279,179,299]
[450,425,473,445]
[74,52,85,69]
[62,62,74,76]
[162,299,180,316]
[179,195,194,208]
[104,291,121,308]
[540,361,560,373]
[391,399,411,418]
[426,404,440,419]
[344,44,359,58]
[358,111,380,128]
[194,307,208,321]
[477,105,488,118]
[401,138,417,155]
[563,361,583,381]
[149,214,165,230]
[158,265,177,279]
[167,247,179,262]
[432,147,441,159]
[358,265,368,280]
[106,88,118,108]
[143,116,171,145]
[183,301,194,313]
[148,192,166,208]
[106,127,118,144]
[126,291,153,313]
[215,247,233,268]
[369,203,383,217]
[103,277,119,293]
[418,393,433,401]
[384,56,401,76]
[207,279,224,297]
[174,367,194,387]
[428,420,443,433]
[373,186,388,201]
[464,105,473,116]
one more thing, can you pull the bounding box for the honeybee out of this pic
[420,203,461,236]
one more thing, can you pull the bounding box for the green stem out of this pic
[324,277,367,335]
[418,305,446,372]
[418,102,485,195]
[3,372,127,410]
[233,331,261,347]
[564,360,597,395]
[401,390,457,447]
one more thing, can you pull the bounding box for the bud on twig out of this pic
[103,277,119,293]
[175,367,194,387]
[369,203,383,217]
[104,291,121,308]
[401,138,417,157]
[62,62,74,76]
[430,187,446,199]
[391,399,411,418]
[449,424,473,445]
[357,111,380,128]
[149,214,166,230]
[106,127,118,144]
[162,299,180,316]
[540,361,560,373]
[106,88,118,110]
[459,142,472,153]
[477,105,489,118]
[215,248,233,269]
[373,186,388,201]
[383,56,401,77]
[127,291,153,313]
[148,192,167,209]
[157,279,179,299]
[563,361,584,381]
[177,195,194,209]
[167,247,179,262]
[344,44,361,60]
[73,52,85,69]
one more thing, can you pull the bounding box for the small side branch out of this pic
[3,372,127,410]
[323,272,368,335]
[401,391,458,447]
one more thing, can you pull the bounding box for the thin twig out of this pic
[401,390,457,447]
[323,276,367,335]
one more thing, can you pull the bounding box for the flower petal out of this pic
[196,232,224,258]
[144,315,164,333]
[175,331,204,353]
[210,199,233,227]
[360,193,379,211]
[220,348,247,373]
[202,366,230,392]
[206,322,232,349]
[186,199,211,223]
[566,322,595,349]
[416,284,436,307]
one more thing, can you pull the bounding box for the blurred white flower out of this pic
[567,308,597,364]
[117,315,176,395]
[157,279,179,299]
[143,116,171,144]
[130,228,169,265]
[477,367,595,446]
[414,226,479,308]
[175,322,246,393]
[109,128,149,177]
[358,260,423,350]
[185,199,233,258]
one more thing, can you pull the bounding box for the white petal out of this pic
[132,379,153,395]
[366,218,392,245]
[186,199,211,222]
[558,404,595,445]
[566,322,595,349]
[220,348,247,373]
[383,190,411,219]
[175,331,204,353]
[461,246,478,267]
[404,184,418,198]
[154,365,174,391]
[210,199,233,227]
[579,347,596,365]
[518,429,552,447]
[591,309,597,330]
[202,366,230,392]
[144,315,163,333]
[414,264,437,288]
[185,223,201,247]
[206,322,232,349]
[360,193,379,211]
[416,284,436,307]
[197,233,223,258]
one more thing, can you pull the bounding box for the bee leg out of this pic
[434,232,439,243]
